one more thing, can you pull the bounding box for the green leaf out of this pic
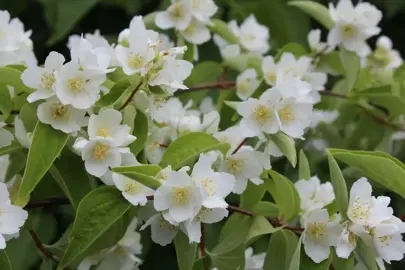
[354,238,378,270]
[112,164,162,189]
[0,145,23,157]
[18,122,69,207]
[270,132,297,167]
[223,54,262,74]
[245,216,280,245]
[208,19,239,44]
[160,132,230,170]
[329,149,405,199]
[130,110,148,156]
[50,150,93,210]
[96,79,131,107]
[340,47,360,93]
[0,85,12,119]
[174,232,197,270]
[264,230,299,270]
[264,170,300,222]
[57,187,132,270]
[298,150,310,180]
[326,151,349,220]
[0,251,11,270]
[0,66,33,94]
[46,0,99,45]
[184,42,195,62]
[209,245,245,270]
[253,201,279,217]
[288,236,303,270]
[275,43,307,62]
[300,250,332,270]
[318,52,345,75]
[332,250,354,270]
[240,181,266,210]
[352,90,405,118]
[5,150,26,182]
[288,1,334,29]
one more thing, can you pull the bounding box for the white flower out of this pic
[219,146,270,194]
[307,29,331,54]
[14,116,31,149]
[113,173,154,206]
[335,221,357,259]
[145,126,170,164]
[21,51,65,103]
[81,138,125,177]
[78,218,142,270]
[0,122,13,148]
[154,170,202,223]
[99,152,139,186]
[236,69,261,101]
[180,18,211,45]
[155,0,192,31]
[302,209,339,263]
[200,97,215,114]
[327,0,382,57]
[115,16,156,75]
[371,36,403,70]
[238,15,269,54]
[309,110,339,128]
[192,154,235,208]
[236,89,281,138]
[245,247,266,270]
[191,0,218,23]
[88,109,136,146]
[55,61,106,109]
[0,182,28,249]
[214,125,245,155]
[141,213,179,246]
[185,207,228,243]
[261,56,278,86]
[276,97,313,138]
[37,97,88,134]
[295,176,335,214]
[347,177,374,227]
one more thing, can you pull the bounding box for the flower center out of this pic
[227,158,243,174]
[278,106,295,123]
[51,103,70,120]
[93,143,109,160]
[238,80,250,94]
[342,24,356,38]
[128,53,146,70]
[254,105,272,125]
[350,198,370,223]
[97,128,110,137]
[67,76,86,93]
[40,72,56,91]
[124,180,142,195]
[265,72,276,85]
[200,178,216,196]
[170,3,185,19]
[172,187,190,205]
[307,222,327,239]
[378,235,392,247]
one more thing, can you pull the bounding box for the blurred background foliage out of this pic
[3,0,405,269]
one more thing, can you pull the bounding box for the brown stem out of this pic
[159,143,169,148]
[29,230,71,269]
[185,81,236,92]
[200,223,209,270]
[231,138,248,155]
[24,197,70,210]
[119,81,143,111]
[318,90,347,99]
[227,205,304,232]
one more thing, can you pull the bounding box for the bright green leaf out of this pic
[0,85,12,119]
[209,245,245,270]
[300,250,332,270]
[354,238,378,270]
[0,66,33,94]
[253,201,279,217]
[174,232,197,270]
[18,122,69,207]
[112,165,162,190]
[298,150,310,180]
[245,216,280,245]
[130,110,148,156]
[264,230,299,270]
[288,236,303,270]
[332,250,354,270]
[352,90,405,118]
[327,151,349,220]
[208,19,239,44]
[270,132,297,167]
[288,1,334,29]
[96,79,131,107]
[240,181,266,210]
[340,47,360,93]
[57,187,132,270]
[318,52,345,75]
[160,132,230,170]
[329,149,405,199]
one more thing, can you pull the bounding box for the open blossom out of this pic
[21,51,65,103]
[370,36,403,70]
[219,146,270,194]
[307,29,332,54]
[141,212,179,246]
[113,173,154,206]
[0,122,13,148]
[236,69,261,101]
[180,18,211,45]
[327,0,382,57]
[37,97,88,134]
[295,176,335,214]
[116,16,156,76]
[78,218,142,270]
[0,182,28,249]
[155,0,192,31]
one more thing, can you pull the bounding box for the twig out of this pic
[318,90,347,99]
[24,197,70,210]
[29,230,71,269]
[200,223,209,270]
[185,81,236,92]
[231,138,248,155]
[159,143,169,148]
[227,205,304,232]
[119,81,143,111]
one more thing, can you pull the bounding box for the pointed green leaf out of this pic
[298,150,310,180]
[300,250,332,269]
[18,122,69,207]
[332,250,354,270]
[174,232,197,270]
[0,66,33,94]
[240,181,266,210]
[288,1,334,29]
[160,132,230,170]
[96,79,131,107]
[326,151,348,219]
[270,132,297,167]
[130,110,148,156]
[354,238,378,270]
[340,47,360,93]
[288,236,303,270]
[253,201,279,217]
[245,216,280,245]
[264,230,299,270]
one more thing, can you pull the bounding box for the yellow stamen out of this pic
[93,143,109,160]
